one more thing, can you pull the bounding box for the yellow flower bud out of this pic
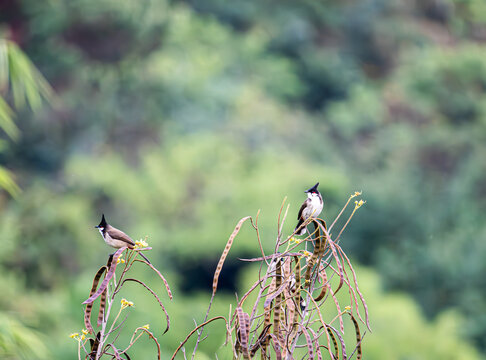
[134,239,149,249]
[121,298,134,309]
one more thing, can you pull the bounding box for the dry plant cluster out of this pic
[74,192,369,360]
[74,243,172,359]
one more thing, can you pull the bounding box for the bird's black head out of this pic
[305,182,319,194]
[95,214,107,229]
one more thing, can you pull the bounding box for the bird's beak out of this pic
[95,225,99,228]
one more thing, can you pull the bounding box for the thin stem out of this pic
[105,306,124,339]
[251,210,267,265]
[95,285,112,359]
[190,293,215,359]
[335,205,358,243]
[328,193,358,232]
[123,330,145,353]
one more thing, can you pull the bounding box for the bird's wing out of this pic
[107,227,135,246]
[297,199,310,220]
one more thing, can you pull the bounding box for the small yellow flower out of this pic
[351,191,362,198]
[81,329,89,335]
[117,257,125,264]
[354,199,366,209]
[344,306,352,311]
[302,250,312,258]
[142,324,150,329]
[121,298,134,309]
[69,332,79,339]
[80,334,86,341]
[134,239,149,249]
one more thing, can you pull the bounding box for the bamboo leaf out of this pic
[0,165,20,197]
[6,41,54,110]
[0,40,8,88]
[0,97,19,140]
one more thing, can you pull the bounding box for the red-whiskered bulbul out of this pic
[95,214,151,263]
[294,182,323,236]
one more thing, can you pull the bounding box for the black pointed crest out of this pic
[305,182,319,194]
[96,214,107,228]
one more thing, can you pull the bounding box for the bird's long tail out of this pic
[294,218,307,236]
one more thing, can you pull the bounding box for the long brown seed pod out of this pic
[213,216,251,296]
[348,312,362,360]
[236,307,251,359]
[273,258,283,352]
[84,266,107,333]
[83,247,125,304]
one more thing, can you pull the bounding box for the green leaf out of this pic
[4,40,54,111]
[0,97,19,140]
[0,166,20,197]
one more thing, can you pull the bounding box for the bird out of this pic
[294,182,323,236]
[300,298,307,313]
[95,214,151,264]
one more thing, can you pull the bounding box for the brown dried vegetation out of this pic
[77,192,368,359]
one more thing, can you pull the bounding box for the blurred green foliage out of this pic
[0,39,52,195]
[1,0,486,357]
[0,313,48,360]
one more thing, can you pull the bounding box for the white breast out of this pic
[303,193,323,219]
[99,228,125,248]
